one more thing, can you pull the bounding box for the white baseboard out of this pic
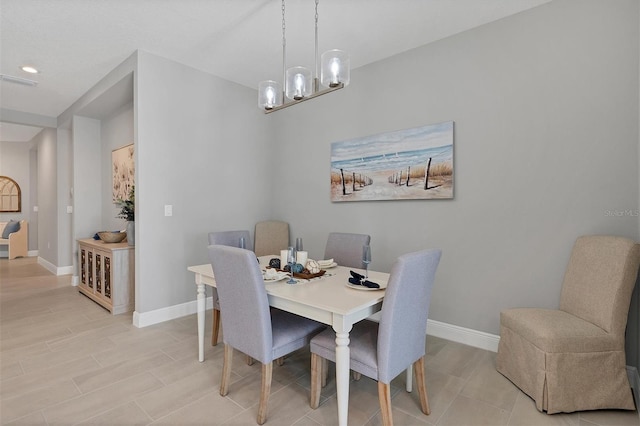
[363,314,500,352]
[427,319,500,352]
[71,275,79,286]
[133,296,214,328]
[37,256,58,274]
[37,257,73,276]
[57,265,73,275]
[130,297,500,353]
[0,250,38,257]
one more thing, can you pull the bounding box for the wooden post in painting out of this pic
[340,169,346,195]
[424,157,432,190]
[352,172,356,192]
[406,166,411,187]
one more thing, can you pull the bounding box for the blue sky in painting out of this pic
[331,121,453,173]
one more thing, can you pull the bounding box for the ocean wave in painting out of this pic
[331,121,453,173]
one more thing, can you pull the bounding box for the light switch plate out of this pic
[164,205,173,216]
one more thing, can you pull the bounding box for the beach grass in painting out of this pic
[330,121,454,201]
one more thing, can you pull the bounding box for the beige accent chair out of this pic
[0,220,28,259]
[497,235,640,414]
[254,220,289,257]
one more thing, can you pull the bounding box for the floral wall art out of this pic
[330,121,454,202]
[112,143,135,203]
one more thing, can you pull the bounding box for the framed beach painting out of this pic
[330,121,454,202]
[112,143,135,203]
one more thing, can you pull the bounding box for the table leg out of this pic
[335,330,350,426]
[197,282,206,362]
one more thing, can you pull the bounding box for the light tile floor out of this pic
[1,257,638,425]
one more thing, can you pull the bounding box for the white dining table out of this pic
[187,256,389,426]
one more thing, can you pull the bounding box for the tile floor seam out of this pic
[134,395,178,425]
[432,381,460,426]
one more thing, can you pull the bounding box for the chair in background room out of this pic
[208,245,325,425]
[207,230,252,346]
[497,235,640,413]
[309,249,442,426]
[324,232,371,268]
[254,220,289,257]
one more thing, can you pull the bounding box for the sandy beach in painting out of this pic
[331,169,453,202]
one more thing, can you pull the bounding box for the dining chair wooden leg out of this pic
[413,357,430,415]
[246,355,254,365]
[310,353,322,409]
[220,344,233,396]
[211,308,221,346]
[321,358,328,387]
[352,371,362,381]
[378,381,393,426]
[257,362,273,425]
[276,356,285,366]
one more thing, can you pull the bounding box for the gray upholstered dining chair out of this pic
[324,232,371,268]
[208,230,252,346]
[497,235,640,414]
[254,220,289,257]
[309,249,442,426]
[208,245,325,425]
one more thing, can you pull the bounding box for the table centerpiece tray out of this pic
[266,267,326,280]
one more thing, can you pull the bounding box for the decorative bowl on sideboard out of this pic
[97,231,127,243]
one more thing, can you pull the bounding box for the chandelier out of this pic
[258,0,350,113]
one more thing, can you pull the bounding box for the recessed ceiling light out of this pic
[21,66,39,74]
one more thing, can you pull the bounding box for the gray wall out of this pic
[35,128,58,265]
[56,128,73,268]
[101,102,135,232]
[29,146,38,250]
[270,0,640,335]
[632,0,640,371]
[135,51,274,313]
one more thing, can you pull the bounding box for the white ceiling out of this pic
[0,0,551,142]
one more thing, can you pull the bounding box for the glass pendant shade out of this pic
[321,49,350,88]
[285,66,312,100]
[258,80,283,110]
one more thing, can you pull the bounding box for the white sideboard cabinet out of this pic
[77,238,134,314]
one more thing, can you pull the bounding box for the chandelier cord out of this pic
[281,0,286,96]
[315,0,319,84]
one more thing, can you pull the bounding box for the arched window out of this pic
[0,176,21,212]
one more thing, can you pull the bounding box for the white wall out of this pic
[270,0,640,336]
